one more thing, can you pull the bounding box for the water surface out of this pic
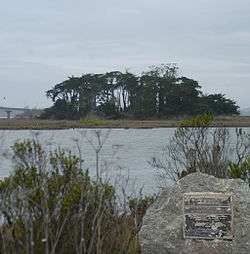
[0,128,175,194]
[1,128,249,194]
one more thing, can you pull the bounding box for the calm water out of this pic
[0,128,249,194]
[0,128,175,194]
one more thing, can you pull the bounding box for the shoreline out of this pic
[0,116,250,130]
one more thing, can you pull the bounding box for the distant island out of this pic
[40,64,239,120]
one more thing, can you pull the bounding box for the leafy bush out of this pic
[180,112,214,127]
[80,118,111,127]
[0,140,152,254]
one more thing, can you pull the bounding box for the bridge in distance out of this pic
[0,107,35,119]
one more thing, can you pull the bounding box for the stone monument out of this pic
[139,172,250,254]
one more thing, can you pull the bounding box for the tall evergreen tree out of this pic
[41,65,239,119]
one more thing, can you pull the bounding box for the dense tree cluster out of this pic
[41,65,239,119]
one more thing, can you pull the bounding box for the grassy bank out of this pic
[0,116,250,130]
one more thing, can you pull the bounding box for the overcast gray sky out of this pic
[0,0,249,109]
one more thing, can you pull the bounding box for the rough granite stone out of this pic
[139,173,250,254]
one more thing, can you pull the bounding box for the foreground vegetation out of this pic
[1,116,250,130]
[0,139,153,254]
[151,113,250,185]
[0,114,249,254]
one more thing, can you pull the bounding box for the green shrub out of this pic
[0,140,150,254]
[80,118,111,127]
[180,112,214,127]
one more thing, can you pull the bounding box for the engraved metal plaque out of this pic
[183,192,233,240]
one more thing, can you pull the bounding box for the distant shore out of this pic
[0,116,250,130]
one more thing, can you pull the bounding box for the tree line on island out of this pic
[40,64,239,120]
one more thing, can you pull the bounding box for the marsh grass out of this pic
[0,116,250,130]
[80,118,112,127]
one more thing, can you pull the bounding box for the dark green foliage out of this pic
[97,100,122,119]
[197,94,240,116]
[40,99,79,120]
[41,65,239,120]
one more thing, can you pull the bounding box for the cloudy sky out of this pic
[0,0,249,109]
